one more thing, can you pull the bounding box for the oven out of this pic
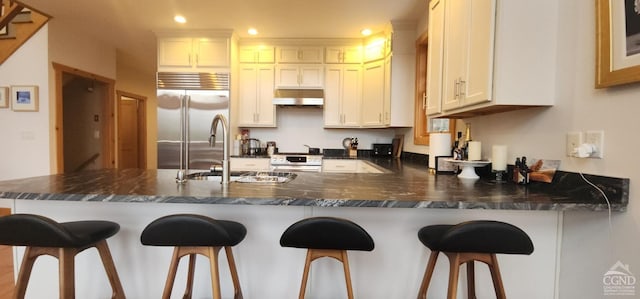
[270,153,323,172]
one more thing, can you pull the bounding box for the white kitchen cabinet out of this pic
[322,159,357,173]
[363,39,386,62]
[432,0,557,117]
[157,37,229,71]
[276,47,323,63]
[361,59,386,127]
[230,157,271,171]
[275,64,323,89]
[426,0,445,116]
[441,0,493,111]
[324,65,362,127]
[239,46,275,63]
[325,46,363,64]
[238,65,276,127]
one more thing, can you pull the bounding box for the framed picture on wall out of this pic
[0,87,8,108]
[10,85,38,112]
[595,0,640,88]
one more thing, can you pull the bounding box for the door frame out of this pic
[116,90,147,169]
[53,62,116,173]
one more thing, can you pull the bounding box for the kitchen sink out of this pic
[186,171,297,184]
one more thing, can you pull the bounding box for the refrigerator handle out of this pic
[185,95,190,174]
[179,95,185,171]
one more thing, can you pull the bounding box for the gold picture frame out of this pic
[0,87,8,108]
[10,85,38,112]
[596,0,640,88]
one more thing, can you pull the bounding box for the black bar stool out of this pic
[416,220,534,299]
[0,213,125,299]
[140,214,246,299]
[280,216,374,299]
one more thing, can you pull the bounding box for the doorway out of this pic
[117,91,147,169]
[53,63,115,173]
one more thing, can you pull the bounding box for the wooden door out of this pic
[117,92,147,169]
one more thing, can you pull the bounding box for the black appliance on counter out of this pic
[372,144,393,157]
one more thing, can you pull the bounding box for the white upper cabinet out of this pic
[361,59,386,127]
[275,64,324,89]
[276,47,324,63]
[158,37,229,71]
[426,0,445,116]
[239,46,275,63]
[431,0,557,117]
[325,46,363,64]
[238,65,276,127]
[324,65,362,127]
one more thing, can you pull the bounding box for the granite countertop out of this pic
[0,159,629,211]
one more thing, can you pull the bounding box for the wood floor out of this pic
[0,208,14,298]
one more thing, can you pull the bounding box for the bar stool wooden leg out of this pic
[488,254,506,299]
[14,247,36,299]
[224,246,244,299]
[207,247,223,299]
[94,241,126,299]
[181,253,197,299]
[466,261,476,299]
[162,247,182,299]
[59,248,76,299]
[445,253,461,299]
[417,251,439,299]
[340,250,354,299]
[298,250,314,299]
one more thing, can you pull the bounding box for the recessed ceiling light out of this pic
[361,28,372,36]
[248,28,258,35]
[174,15,186,24]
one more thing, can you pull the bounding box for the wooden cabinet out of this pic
[275,64,324,89]
[276,47,323,63]
[230,158,271,171]
[158,37,229,70]
[239,46,275,63]
[429,0,557,118]
[238,65,276,127]
[324,65,362,127]
[426,0,445,116]
[325,46,363,64]
[361,59,386,127]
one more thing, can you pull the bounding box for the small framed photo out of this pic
[0,87,8,108]
[435,156,456,174]
[11,85,38,112]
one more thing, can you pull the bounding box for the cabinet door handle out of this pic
[422,92,427,110]
[454,78,460,99]
[460,80,466,98]
[188,54,192,65]
[195,54,199,66]
[298,50,302,60]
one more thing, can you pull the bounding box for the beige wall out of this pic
[115,54,158,169]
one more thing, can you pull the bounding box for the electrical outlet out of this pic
[585,130,604,158]
[566,132,582,157]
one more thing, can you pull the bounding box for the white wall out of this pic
[454,1,640,298]
[246,108,397,153]
[0,26,50,180]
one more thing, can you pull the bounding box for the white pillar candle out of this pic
[491,145,508,171]
[428,133,452,169]
[467,141,482,161]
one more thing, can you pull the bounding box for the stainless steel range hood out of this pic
[272,89,324,106]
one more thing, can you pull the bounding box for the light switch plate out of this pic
[585,130,604,158]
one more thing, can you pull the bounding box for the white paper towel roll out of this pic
[468,141,482,161]
[492,145,507,171]
[429,133,451,169]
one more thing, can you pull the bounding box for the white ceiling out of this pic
[22,0,426,73]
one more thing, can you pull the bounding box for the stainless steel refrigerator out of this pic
[156,72,229,170]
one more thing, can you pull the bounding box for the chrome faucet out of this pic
[209,114,230,184]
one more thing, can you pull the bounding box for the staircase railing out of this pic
[74,153,101,172]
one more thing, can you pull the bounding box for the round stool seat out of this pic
[418,220,534,254]
[141,214,246,247]
[0,213,119,248]
[280,216,374,251]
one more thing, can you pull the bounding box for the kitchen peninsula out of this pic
[0,159,629,298]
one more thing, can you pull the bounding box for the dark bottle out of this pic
[513,157,521,183]
[519,156,530,184]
